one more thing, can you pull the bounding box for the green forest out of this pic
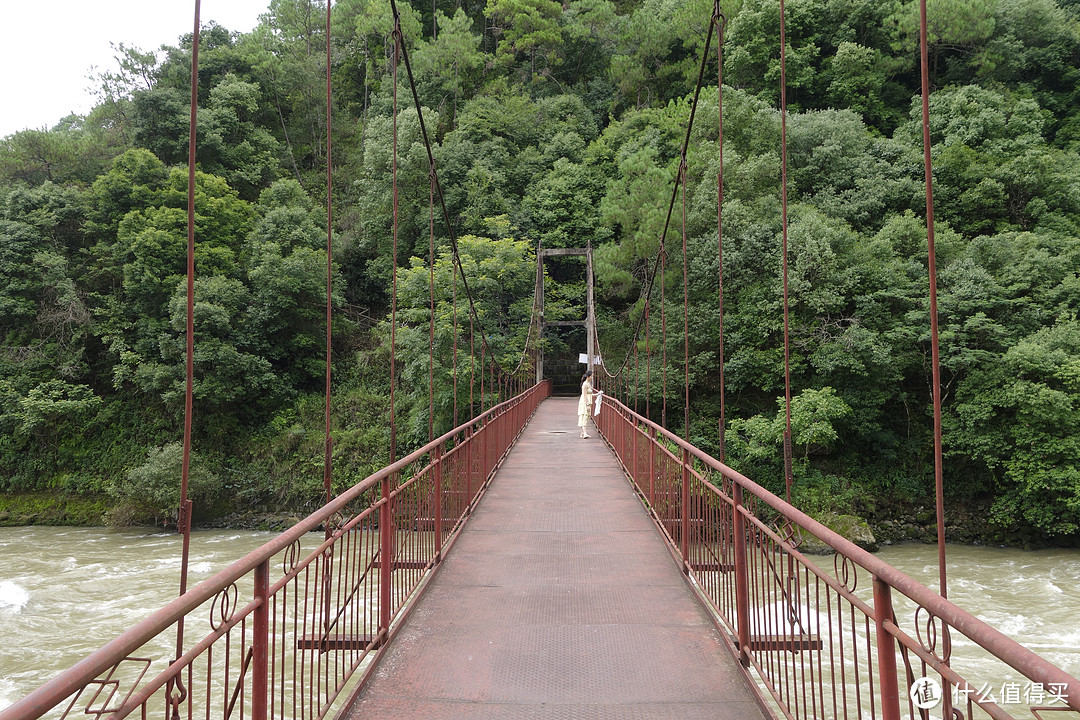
[2,0,1080,544]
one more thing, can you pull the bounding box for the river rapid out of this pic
[0,526,289,711]
[0,527,1077,711]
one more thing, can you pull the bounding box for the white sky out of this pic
[0,0,272,138]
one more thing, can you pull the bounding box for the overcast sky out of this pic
[0,0,272,138]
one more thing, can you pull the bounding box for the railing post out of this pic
[465,426,473,508]
[615,406,620,455]
[622,408,628,477]
[733,482,751,666]
[434,442,443,562]
[379,472,393,634]
[874,577,902,720]
[648,427,657,507]
[476,421,484,486]
[488,411,492,469]
[484,418,491,480]
[681,448,691,571]
[613,399,622,451]
[252,559,269,720]
[631,414,638,490]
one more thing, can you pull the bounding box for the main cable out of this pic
[590,5,722,415]
[388,0,538,387]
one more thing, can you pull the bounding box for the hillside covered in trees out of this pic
[2,0,1080,543]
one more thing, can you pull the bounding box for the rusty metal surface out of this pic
[0,384,551,720]
[595,395,1080,717]
[345,398,767,719]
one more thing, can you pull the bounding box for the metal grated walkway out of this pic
[343,397,769,719]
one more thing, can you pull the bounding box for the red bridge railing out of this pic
[0,381,551,720]
[595,395,1080,720]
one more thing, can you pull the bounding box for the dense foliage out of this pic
[2,0,1080,541]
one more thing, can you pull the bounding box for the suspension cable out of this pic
[387,0,534,388]
[919,0,948,600]
[661,245,667,429]
[178,0,201,592]
[780,0,794,504]
[716,8,727,461]
[323,0,334,506]
[645,299,651,420]
[470,312,475,416]
[681,157,690,440]
[389,17,400,466]
[590,4,723,411]
[428,173,436,444]
[633,321,639,415]
[453,246,459,429]
[173,2,201,710]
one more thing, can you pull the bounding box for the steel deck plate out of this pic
[344,398,768,720]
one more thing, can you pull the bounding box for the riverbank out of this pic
[0,492,318,534]
[867,497,1080,549]
[0,493,114,527]
[0,493,308,533]
[2,491,1077,550]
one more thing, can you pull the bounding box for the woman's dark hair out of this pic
[581,370,593,384]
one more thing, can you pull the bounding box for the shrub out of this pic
[108,443,220,526]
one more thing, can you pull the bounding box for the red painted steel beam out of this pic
[874,577,902,720]
[596,395,1080,711]
[0,383,550,720]
[252,561,269,720]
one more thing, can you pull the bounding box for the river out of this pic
[0,526,290,711]
[0,527,1077,712]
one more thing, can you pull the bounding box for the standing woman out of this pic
[578,370,594,438]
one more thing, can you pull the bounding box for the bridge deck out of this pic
[344,397,768,719]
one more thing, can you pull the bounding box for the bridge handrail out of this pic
[597,395,1080,713]
[0,380,552,720]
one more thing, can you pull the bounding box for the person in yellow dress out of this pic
[577,370,594,438]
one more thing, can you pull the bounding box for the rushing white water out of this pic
[870,542,1080,709]
[0,580,30,612]
[0,526,288,712]
[0,527,1077,713]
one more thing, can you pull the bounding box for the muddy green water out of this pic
[0,527,1077,712]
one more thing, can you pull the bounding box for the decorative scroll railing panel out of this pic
[0,381,550,720]
[595,396,1080,720]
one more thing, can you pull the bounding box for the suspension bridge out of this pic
[2,0,1080,719]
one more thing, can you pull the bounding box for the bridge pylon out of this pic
[535,245,596,390]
